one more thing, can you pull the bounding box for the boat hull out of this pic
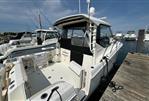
[88,51,117,97]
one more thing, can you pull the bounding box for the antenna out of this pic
[79,0,81,13]
[86,0,91,15]
[145,25,148,31]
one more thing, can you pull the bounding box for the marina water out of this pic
[116,40,149,65]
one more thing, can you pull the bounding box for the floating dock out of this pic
[100,53,149,101]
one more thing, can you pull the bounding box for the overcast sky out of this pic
[0,0,149,32]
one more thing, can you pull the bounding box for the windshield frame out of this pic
[96,24,113,47]
[59,21,93,55]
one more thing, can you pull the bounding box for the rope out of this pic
[109,81,123,92]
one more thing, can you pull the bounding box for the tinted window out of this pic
[45,32,57,40]
[96,25,112,47]
[62,27,87,47]
[0,53,3,56]
[127,31,135,34]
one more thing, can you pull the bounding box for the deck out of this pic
[100,53,149,101]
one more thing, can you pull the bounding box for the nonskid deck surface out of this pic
[25,62,81,98]
[25,66,51,98]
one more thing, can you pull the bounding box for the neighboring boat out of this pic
[35,28,59,45]
[144,27,149,42]
[124,31,137,41]
[8,32,34,45]
[0,13,123,101]
[0,28,58,62]
[114,32,123,40]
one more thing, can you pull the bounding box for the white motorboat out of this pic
[0,13,123,101]
[124,31,137,41]
[0,28,58,62]
[114,32,123,40]
[144,27,149,42]
[9,32,34,45]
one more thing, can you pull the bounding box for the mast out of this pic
[38,13,43,40]
[39,14,42,29]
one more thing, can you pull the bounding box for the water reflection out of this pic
[116,40,149,65]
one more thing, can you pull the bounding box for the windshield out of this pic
[127,31,135,34]
[32,33,37,37]
[36,31,44,38]
[23,33,32,38]
[45,32,58,40]
[36,31,58,40]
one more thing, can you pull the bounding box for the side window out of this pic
[61,29,68,38]
[44,32,49,40]
[45,32,56,40]
[67,29,73,38]
[100,25,112,38]
[96,25,112,47]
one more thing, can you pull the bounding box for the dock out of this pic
[100,53,149,101]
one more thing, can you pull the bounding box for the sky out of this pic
[0,0,149,33]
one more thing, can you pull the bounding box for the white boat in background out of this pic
[144,27,149,42]
[0,12,123,101]
[124,31,137,41]
[8,32,33,45]
[114,32,123,40]
[0,28,58,62]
